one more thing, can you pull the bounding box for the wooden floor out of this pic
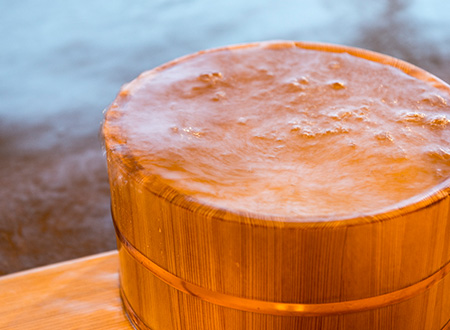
[0,250,133,330]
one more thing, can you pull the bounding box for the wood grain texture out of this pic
[103,42,450,330]
[108,160,450,329]
[0,251,133,330]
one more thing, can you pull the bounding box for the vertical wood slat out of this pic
[108,159,450,330]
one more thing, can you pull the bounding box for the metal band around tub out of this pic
[113,219,450,317]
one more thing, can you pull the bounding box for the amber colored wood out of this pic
[109,165,450,330]
[0,251,133,330]
[103,42,450,330]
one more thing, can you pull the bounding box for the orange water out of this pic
[105,43,450,218]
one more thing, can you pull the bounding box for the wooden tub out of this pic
[103,41,450,330]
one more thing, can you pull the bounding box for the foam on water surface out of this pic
[104,43,450,218]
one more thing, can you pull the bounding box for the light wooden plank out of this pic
[0,250,133,330]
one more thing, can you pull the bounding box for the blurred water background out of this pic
[1,0,450,275]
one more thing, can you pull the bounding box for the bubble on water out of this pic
[290,125,301,132]
[257,68,275,79]
[339,111,353,119]
[330,110,353,120]
[287,120,315,137]
[329,81,346,90]
[328,61,341,70]
[375,131,394,142]
[347,139,357,148]
[289,118,349,138]
[390,147,408,161]
[297,76,309,85]
[237,117,247,125]
[191,73,225,95]
[329,106,369,122]
[355,106,371,120]
[323,125,350,135]
[284,80,306,93]
[212,91,226,101]
[182,126,204,138]
[198,72,223,85]
[420,93,448,107]
[299,129,315,138]
[288,118,307,133]
[429,115,450,128]
[398,111,426,123]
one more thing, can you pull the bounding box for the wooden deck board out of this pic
[0,250,133,330]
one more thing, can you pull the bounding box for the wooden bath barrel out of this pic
[103,41,450,330]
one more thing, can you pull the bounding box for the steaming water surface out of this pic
[105,44,450,217]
